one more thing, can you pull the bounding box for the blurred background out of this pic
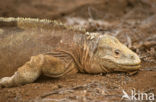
[0,0,156,20]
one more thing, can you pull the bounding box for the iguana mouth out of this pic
[101,59,141,72]
[117,65,141,72]
[118,64,141,68]
[114,62,141,71]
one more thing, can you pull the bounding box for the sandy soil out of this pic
[0,0,156,102]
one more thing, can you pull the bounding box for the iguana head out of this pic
[95,34,141,72]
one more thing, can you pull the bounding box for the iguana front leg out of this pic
[0,54,77,87]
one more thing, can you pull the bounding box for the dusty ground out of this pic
[0,0,156,102]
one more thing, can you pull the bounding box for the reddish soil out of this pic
[0,0,156,102]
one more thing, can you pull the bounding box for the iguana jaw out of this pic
[100,58,141,72]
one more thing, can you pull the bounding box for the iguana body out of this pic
[0,17,141,87]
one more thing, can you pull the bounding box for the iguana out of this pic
[0,17,141,87]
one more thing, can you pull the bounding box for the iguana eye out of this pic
[114,49,120,56]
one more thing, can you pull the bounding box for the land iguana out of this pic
[0,17,141,87]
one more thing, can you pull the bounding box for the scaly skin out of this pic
[0,17,141,87]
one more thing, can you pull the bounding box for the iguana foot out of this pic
[0,54,76,87]
[0,54,44,87]
[0,76,14,88]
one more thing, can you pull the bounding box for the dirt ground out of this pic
[0,0,156,102]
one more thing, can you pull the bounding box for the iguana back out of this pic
[0,17,86,78]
